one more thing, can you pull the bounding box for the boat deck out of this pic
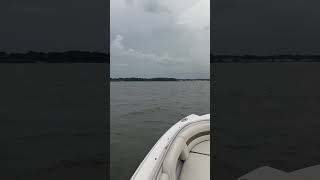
[130,114,210,180]
[179,140,210,180]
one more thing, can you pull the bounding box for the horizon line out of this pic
[110,77,210,79]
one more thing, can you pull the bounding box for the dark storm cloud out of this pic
[123,0,171,14]
[143,1,171,14]
[213,0,320,54]
[0,0,108,52]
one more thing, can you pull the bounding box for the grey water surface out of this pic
[110,81,210,180]
[213,63,320,179]
[0,64,107,180]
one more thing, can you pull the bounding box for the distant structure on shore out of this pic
[0,51,109,63]
[211,54,320,63]
[111,78,209,81]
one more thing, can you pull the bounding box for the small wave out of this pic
[120,106,168,117]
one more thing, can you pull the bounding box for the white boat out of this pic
[131,114,210,180]
[237,165,320,180]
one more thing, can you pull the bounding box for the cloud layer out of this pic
[111,0,209,78]
[111,34,182,66]
[143,1,171,14]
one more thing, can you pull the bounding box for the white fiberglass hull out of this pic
[131,114,210,180]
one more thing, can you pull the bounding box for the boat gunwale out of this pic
[131,114,210,180]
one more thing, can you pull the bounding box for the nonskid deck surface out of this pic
[179,140,210,180]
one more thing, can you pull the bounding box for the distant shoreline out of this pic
[0,51,109,63]
[211,54,320,63]
[111,78,209,81]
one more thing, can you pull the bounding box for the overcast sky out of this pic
[213,0,320,55]
[0,0,108,52]
[110,0,210,79]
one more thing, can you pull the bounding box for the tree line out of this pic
[211,54,320,63]
[111,78,209,81]
[0,51,109,63]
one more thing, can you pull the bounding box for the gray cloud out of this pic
[123,0,171,14]
[111,34,181,66]
[203,25,210,31]
[143,1,171,14]
[125,0,134,6]
[111,0,209,78]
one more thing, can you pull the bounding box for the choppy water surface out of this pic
[110,81,210,180]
